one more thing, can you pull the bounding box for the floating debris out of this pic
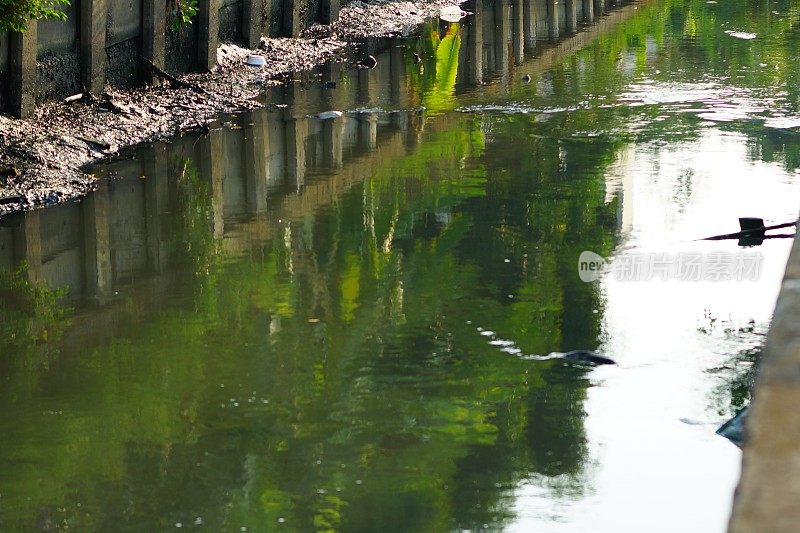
[724,30,757,40]
[717,406,748,447]
[317,110,344,120]
[489,339,515,347]
[440,5,467,22]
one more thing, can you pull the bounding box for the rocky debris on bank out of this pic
[0,0,460,216]
[307,0,454,39]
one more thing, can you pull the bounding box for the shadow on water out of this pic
[2,0,800,530]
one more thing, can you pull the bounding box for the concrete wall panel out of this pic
[0,32,8,72]
[108,174,148,281]
[107,0,142,46]
[39,203,81,259]
[0,225,14,270]
[37,3,78,55]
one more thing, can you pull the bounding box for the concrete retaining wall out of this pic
[0,0,339,116]
[0,0,626,117]
[729,227,800,533]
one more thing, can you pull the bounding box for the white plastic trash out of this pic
[440,5,466,22]
[246,55,266,67]
[317,111,343,120]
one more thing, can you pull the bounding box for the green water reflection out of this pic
[2,0,800,530]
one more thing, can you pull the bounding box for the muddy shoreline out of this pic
[0,0,458,216]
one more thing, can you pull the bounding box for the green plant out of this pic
[0,0,69,33]
[170,0,198,31]
[0,262,71,361]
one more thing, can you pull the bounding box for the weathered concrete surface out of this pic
[142,0,167,83]
[80,0,107,93]
[8,23,38,118]
[242,0,263,47]
[198,0,221,70]
[283,0,303,36]
[729,228,800,532]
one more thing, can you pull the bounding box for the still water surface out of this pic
[2,0,800,530]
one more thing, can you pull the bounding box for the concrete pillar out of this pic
[389,38,404,106]
[406,109,425,148]
[392,112,408,137]
[357,66,376,108]
[321,62,341,91]
[547,0,560,42]
[211,133,225,238]
[242,0,262,48]
[243,111,270,214]
[144,145,168,271]
[280,81,306,191]
[285,117,306,191]
[283,0,301,37]
[198,0,219,70]
[565,0,577,33]
[320,0,340,24]
[322,118,343,168]
[15,211,43,284]
[141,0,166,84]
[265,113,286,192]
[512,0,524,64]
[594,0,605,15]
[494,0,510,76]
[467,0,483,85]
[583,0,594,22]
[8,24,37,118]
[321,62,342,119]
[358,114,377,151]
[198,131,225,238]
[83,181,112,302]
[80,0,107,93]
[523,0,536,53]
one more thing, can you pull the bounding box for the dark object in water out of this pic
[413,53,422,64]
[739,217,764,232]
[359,55,378,69]
[563,350,616,365]
[324,80,336,89]
[717,406,748,447]
[522,74,532,83]
[701,217,796,243]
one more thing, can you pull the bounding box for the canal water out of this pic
[2,0,800,530]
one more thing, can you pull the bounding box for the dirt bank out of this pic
[0,0,459,216]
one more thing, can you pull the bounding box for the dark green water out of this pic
[2,0,800,530]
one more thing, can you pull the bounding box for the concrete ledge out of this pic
[730,225,800,532]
